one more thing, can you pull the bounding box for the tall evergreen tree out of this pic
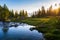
[48,5,53,16]
[1,4,9,21]
[14,11,18,19]
[9,10,14,19]
[37,9,41,17]
[41,6,46,17]
[24,11,28,18]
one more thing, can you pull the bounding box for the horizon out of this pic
[0,0,60,13]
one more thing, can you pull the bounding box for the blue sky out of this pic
[0,0,60,13]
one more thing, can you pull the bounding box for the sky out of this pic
[0,0,60,14]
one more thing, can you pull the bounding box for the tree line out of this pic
[0,4,28,21]
[32,4,60,18]
[0,4,60,21]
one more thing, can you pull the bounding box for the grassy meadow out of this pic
[11,17,60,40]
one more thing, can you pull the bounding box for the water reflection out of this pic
[0,22,44,40]
[2,27,8,34]
[2,22,9,33]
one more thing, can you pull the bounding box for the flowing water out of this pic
[0,22,45,40]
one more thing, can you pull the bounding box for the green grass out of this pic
[20,18,50,26]
[21,17,60,40]
[11,17,60,40]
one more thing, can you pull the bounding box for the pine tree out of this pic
[14,11,18,19]
[41,6,46,17]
